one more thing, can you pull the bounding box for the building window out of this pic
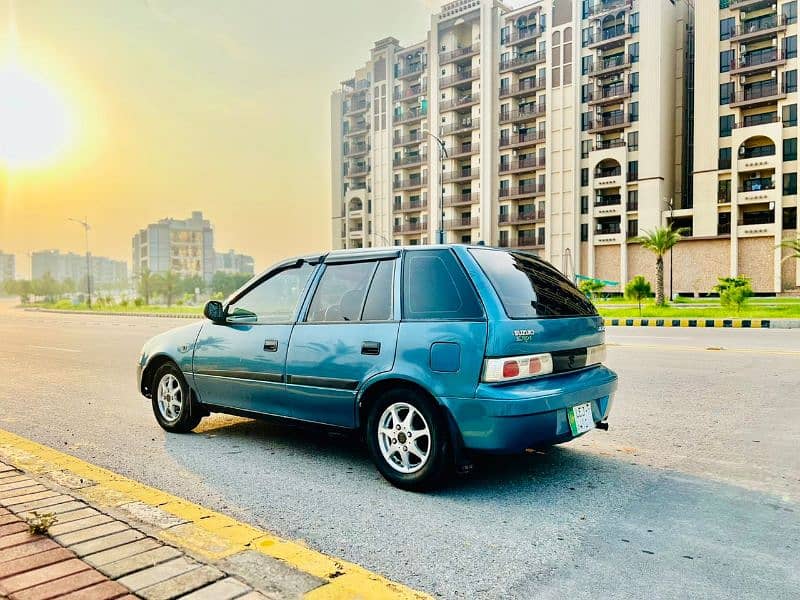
[785,138,798,161]
[628,131,639,151]
[719,82,734,105]
[718,179,731,203]
[581,140,592,159]
[719,147,732,169]
[630,12,640,33]
[627,219,639,239]
[501,26,510,44]
[581,112,592,131]
[627,190,638,210]
[582,27,592,48]
[785,173,798,196]
[784,207,798,230]
[630,72,639,93]
[552,67,561,87]
[786,70,798,94]
[629,102,639,122]
[581,195,589,214]
[627,161,638,182]
[720,50,734,73]
[582,55,592,75]
[580,223,588,242]
[581,168,589,187]
[720,17,735,41]
[784,1,798,26]
[719,115,734,137]
[784,104,797,127]
[787,35,797,60]
[629,42,639,63]
[581,83,591,103]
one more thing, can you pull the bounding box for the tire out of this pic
[151,362,203,433]
[366,388,452,491]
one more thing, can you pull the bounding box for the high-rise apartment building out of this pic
[0,252,15,283]
[132,211,216,283]
[31,250,127,288]
[331,0,747,293]
[693,0,798,293]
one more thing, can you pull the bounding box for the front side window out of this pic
[469,249,597,319]
[227,263,315,324]
[402,250,482,320]
[307,260,393,322]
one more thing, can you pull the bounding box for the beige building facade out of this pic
[331,0,799,294]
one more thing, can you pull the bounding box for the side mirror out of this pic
[203,300,225,323]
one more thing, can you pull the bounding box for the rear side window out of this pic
[402,250,483,320]
[362,260,395,321]
[307,261,375,322]
[469,249,597,318]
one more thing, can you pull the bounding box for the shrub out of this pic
[578,279,606,300]
[713,276,752,313]
[625,275,652,317]
[133,297,144,307]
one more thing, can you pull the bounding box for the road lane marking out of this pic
[28,345,81,353]
[608,342,800,356]
[0,428,429,600]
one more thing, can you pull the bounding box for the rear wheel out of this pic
[151,363,203,433]
[366,388,451,491]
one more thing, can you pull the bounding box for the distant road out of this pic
[1,299,798,599]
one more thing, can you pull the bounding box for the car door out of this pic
[285,254,400,427]
[192,260,317,417]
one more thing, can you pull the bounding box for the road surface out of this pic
[1,300,797,599]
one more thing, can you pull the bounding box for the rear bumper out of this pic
[440,365,618,452]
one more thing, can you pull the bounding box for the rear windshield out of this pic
[469,249,597,319]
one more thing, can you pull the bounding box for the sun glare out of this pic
[0,64,72,168]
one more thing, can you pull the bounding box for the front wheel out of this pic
[151,363,203,433]
[366,389,451,491]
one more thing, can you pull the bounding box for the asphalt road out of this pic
[1,300,798,599]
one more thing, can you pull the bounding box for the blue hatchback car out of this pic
[138,245,617,490]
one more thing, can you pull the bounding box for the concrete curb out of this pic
[24,308,199,320]
[0,429,430,600]
[603,317,800,329]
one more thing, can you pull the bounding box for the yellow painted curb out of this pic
[0,428,430,600]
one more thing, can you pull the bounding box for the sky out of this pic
[0,0,443,277]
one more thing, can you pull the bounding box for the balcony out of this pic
[729,0,775,9]
[393,221,428,234]
[393,133,424,147]
[588,55,631,77]
[499,157,545,174]
[592,138,626,152]
[445,142,477,158]
[594,195,622,216]
[442,167,479,183]
[729,82,787,108]
[499,52,546,73]
[594,232,622,245]
[587,83,632,106]
[393,198,428,213]
[445,216,480,230]
[344,122,369,137]
[345,164,369,178]
[393,153,428,168]
[439,68,480,88]
[730,48,788,75]
[498,210,546,226]
[587,24,632,50]
[594,170,623,189]
[439,43,480,65]
[442,119,477,135]
[393,85,427,102]
[588,113,630,133]
[440,94,478,112]
[734,113,780,129]
[344,142,369,157]
[344,100,369,116]
[505,27,540,46]
[499,236,545,250]
[586,0,634,19]
[729,15,787,42]
[499,130,546,150]
[498,183,546,200]
[347,182,367,191]
[499,104,546,124]
[738,176,775,191]
[442,192,480,207]
[393,175,428,190]
[395,107,428,125]
[499,78,545,98]
[396,63,425,79]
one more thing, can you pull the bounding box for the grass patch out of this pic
[598,301,800,319]
[29,302,202,315]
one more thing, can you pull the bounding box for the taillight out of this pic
[482,353,554,383]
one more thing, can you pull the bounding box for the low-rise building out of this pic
[0,252,15,283]
[31,250,127,288]
[215,250,255,275]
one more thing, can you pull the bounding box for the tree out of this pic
[781,239,800,262]
[633,226,686,306]
[714,276,752,313]
[578,278,606,300]
[32,273,60,302]
[137,268,154,305]
[210,271,251,298]
[625,275,652,317]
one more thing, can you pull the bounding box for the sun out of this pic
[0,64,73,168]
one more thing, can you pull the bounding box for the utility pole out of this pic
[424,130,448,244]
[666,197,675,302]
[68,217,92,308]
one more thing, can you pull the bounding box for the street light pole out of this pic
[666,197,674,302]
[69,217,92,308]
[423,130,448,244]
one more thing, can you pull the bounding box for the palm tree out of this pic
[781,239,800,262]
[634,227,685,306]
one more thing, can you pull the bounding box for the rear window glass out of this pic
[402,250,483,320]
[469,249,597,318]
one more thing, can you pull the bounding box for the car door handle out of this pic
[263,339,279,352]
[361,341,381,356]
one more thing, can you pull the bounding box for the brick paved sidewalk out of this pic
[0,463,273,599]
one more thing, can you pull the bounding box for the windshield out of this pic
[469,248,597,319]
